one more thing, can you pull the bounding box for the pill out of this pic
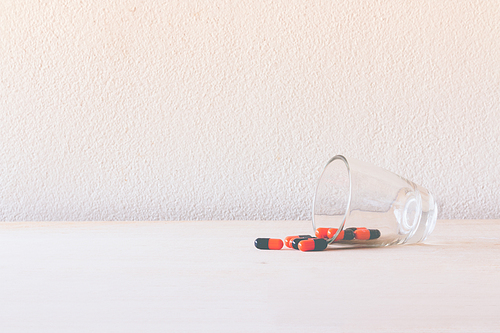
[327,228,355,241]
[315,228,330,238]
[254,238,284,250]
[354,229,381,240]
[291,237,315,250]
[298,238,328,251]
[345,227,367,232]
[369,229,381,239]
[284,235,312,248]
[327,228,344,240]
[343,229,355,240]
[284,236,295,248]
[354,229,370,240]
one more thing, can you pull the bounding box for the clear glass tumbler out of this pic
[312,155,438,247]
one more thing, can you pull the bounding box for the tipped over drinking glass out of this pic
[312,155,438,247]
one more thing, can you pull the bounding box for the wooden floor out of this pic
[1,220,499,332]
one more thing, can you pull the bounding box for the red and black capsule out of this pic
[315,228,330,239]
[345,227,367,232]
[369,229,381,239]
[291,236,315,250]
[327,228,355,241]
[327,228,344,240]
[254,238,284,250]
[284,235,313,248]
[353,229,381,240]
[343,229,355,240]
[298,238,328,252]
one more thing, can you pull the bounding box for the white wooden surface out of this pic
[1,220,499,332]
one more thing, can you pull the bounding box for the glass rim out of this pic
[312,155,352,244]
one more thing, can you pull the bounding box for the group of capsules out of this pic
[254,227,381,252]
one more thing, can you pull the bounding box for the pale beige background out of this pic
[1,0,499,221]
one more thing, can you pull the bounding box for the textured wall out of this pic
[1,0,499,221]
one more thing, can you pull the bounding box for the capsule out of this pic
[291,237,315,250]
[327,228,343,240]
[284,235,312,248]
[315,228,330,239]
[298,238,328,251]
[369,229,381,239]
[344,229,355,240]
[354,229,381,240]
[254,238,284,250]
[327,228,355,241]
[345,227,367,232]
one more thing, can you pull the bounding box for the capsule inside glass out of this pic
[312,155,438,247]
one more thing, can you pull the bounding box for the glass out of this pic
[312,155,438,247]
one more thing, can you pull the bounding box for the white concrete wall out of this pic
[1,0,499,221]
